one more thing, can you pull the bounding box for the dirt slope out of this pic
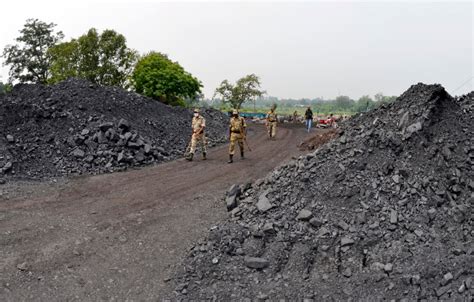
[0,124,310,301]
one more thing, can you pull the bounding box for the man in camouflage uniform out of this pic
[186,108,207,161]
[266,105,277,139]
[228,109,247,163]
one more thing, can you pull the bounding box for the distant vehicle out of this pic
[317,116,338,128]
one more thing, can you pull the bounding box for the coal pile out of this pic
[0,79,228,180]
[172,83,473,300]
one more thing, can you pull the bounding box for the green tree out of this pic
[374,92,397,105]
[132,52,202,106]
[0,81,12,95]
[356,95,375,112]
[214,74,265,109]
[2,18,64,84]
[334,95,355,111]
[48,28,138,88]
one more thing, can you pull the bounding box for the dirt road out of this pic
[0,124,311,301]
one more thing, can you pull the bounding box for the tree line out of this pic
[1,19,202,106]
[1,18,395,112]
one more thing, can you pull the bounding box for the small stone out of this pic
[262,222,274,233]
[6,134,14,143]
[227,184,241,197]
[436,285,450,298]
[465,277,472,288]
[118,119,131,131]
[99,122,114,132]
[244,257,269,269]
[337,220,350,230]
[342,267,352,277]
[428,208,437,220]
[405,121,422,137]
[384,263,393,273]
[390,209,398,224]
[72,149,85,158]
[212,257,219,264]
[442,146,452,159]
[225,195,238,211]
[296,209,313,221]
[144,144,152,154]
[256,193,273,213]
[309,218,323,228]
[441,272,453,286]
[340,237,355,247]
[2,162,12,172]
[317,227,330,237]
[411,275,421,285]
[392,174,400,184]
[17,262,28,271]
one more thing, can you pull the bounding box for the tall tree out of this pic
[132,52,202,106]
[356,95,375,112]
[2,18,64,84]
[48,28,138,88]
[334,95,355,110]
[214,74,265,109]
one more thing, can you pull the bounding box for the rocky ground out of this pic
[0,79,228,180]
[0,124,310,301]
[171,83,473,300]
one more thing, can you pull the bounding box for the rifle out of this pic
[240,128,252,151]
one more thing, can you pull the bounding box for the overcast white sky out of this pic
[0,0,472,99]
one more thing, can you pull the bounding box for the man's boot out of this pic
[186,153,193,161]
[228,154,233,164]
[241,150,245,159]
[202,152,207,160]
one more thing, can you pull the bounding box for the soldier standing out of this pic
[186,108,207,161]
[228,109,247,163]
[266,105,277,139]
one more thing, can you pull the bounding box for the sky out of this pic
[0,0,472,99]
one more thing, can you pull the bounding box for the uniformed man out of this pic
[228,109,247,163]
[186,108,207,161]
[266,105,277,139]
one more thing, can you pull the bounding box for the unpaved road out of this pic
[0,124,312,301]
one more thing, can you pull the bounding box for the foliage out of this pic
[355,95,376,112]
[375,92,397,105]
[2,18,64,84]
[208,92,397,115]
[214,74,265,109]
[48,28,138,88]
[132,52,202,106]
[334,95,355,110]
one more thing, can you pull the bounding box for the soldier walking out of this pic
[186,108,207,161]
[266,105,277,139]
[228,109,247,163]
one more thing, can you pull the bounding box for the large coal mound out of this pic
[0,79,228,180]
[172,83,473,300]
